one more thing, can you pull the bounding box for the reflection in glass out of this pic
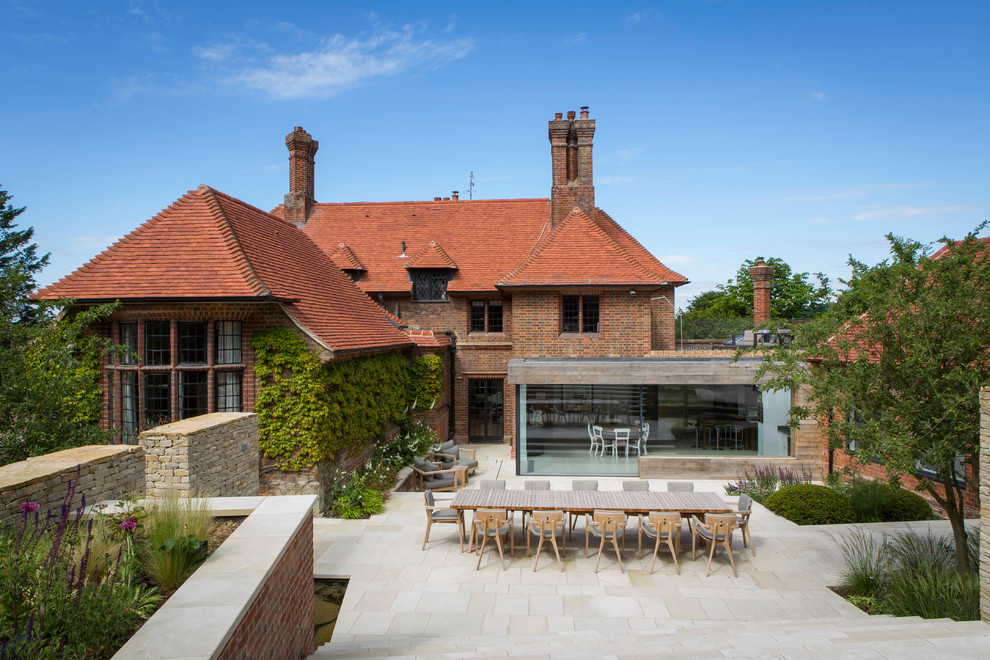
[518,384,791,476]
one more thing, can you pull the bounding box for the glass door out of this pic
[468,379,503,443]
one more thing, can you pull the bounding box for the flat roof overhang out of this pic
[507,357,770,386]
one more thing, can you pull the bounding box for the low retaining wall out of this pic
[980,387,989,624]
[0,445,144,528]
[114,495,316,659]
[140,413,259,498]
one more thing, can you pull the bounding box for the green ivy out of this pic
[252,328,413,470]
[408,354,443,410]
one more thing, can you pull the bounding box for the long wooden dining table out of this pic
[449,489,732,548]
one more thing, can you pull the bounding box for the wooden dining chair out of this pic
[422,490,464,552]
[598,427,617,457]
[638,511,681,574]
[586,423,600,455]
[692,513,738,577]
[737,493,755,556]
[474,509,514,570]
[585,510,627,574]
[639,422,650,455]
[568,479,598,539]
[527,510,566,572]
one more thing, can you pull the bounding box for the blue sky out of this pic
[3,1,987,307]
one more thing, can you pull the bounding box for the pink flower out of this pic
[119,517,138,532]
[20,501,39,513]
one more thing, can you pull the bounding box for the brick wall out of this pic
[140,413,259,498]
[0,445,144,528]
[217,506,314,659]
[114,495,316,660]
[980,387,989,623]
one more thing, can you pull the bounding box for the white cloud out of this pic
[204,23,474,100]
[782,182,937,202]
[851,205,974,221]
[625,10,656,23]
[810,91,825,101]
[564,32,586,45]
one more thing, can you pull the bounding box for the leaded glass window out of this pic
[411,270,449,302]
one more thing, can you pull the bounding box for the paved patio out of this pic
[311,444,990,658]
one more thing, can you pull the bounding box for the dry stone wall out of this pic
[140,413,259,498]
[0,445,144,528]
[980,386,989,624]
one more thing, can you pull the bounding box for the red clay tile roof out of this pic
[329,243,365,271]
[274,198,686,293]
[274,198,551,293]
[37,186,411,354]
[405,241,457,270]
[498,207,688,287]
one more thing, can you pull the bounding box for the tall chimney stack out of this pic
[749,258,774,327]
[549,106,595,229]
[284,126,319,227]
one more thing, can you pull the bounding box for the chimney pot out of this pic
[580,106,589,118]
[451,191,459,200]
[567,110,576,120]
[443,197,450,201]
[293,126,303,132]
[434,197,441,202]
[554,112,563,120]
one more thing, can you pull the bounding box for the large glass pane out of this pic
[468,379,503,442]
[517,382,791,476]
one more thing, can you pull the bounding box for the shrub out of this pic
[723,464,814,504]
[837,529,888,597]
[845,480,934,523]
[764,484,855,525]
[0,480,160,658]
[141,491,212,592]
[836,528,981,621]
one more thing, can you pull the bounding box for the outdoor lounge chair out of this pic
[429,440,479,475]
[638,511,681,574]
[422,490,464,552]
[474,509,514,570]
[585,509,627,574]
[411,456,466,492]
[692,513,738,577]
[527,510,566,572]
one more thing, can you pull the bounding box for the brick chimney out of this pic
[549,106,595,229]
[284,126,319,227]
[749,258,774,326]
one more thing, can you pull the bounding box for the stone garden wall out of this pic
[979,386,989,624]
[0,445,144,528]
[140,412,259,498]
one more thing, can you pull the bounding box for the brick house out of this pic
[38,108,819,480]
[34,186,432,442]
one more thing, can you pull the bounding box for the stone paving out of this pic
[311,445,990,658]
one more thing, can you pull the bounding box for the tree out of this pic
[0,187,117,465]
[754,225,990,578]
[684,257,833,319]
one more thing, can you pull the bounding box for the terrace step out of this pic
[309,615,990,658]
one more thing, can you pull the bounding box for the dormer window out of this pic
[412,270,449,302]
